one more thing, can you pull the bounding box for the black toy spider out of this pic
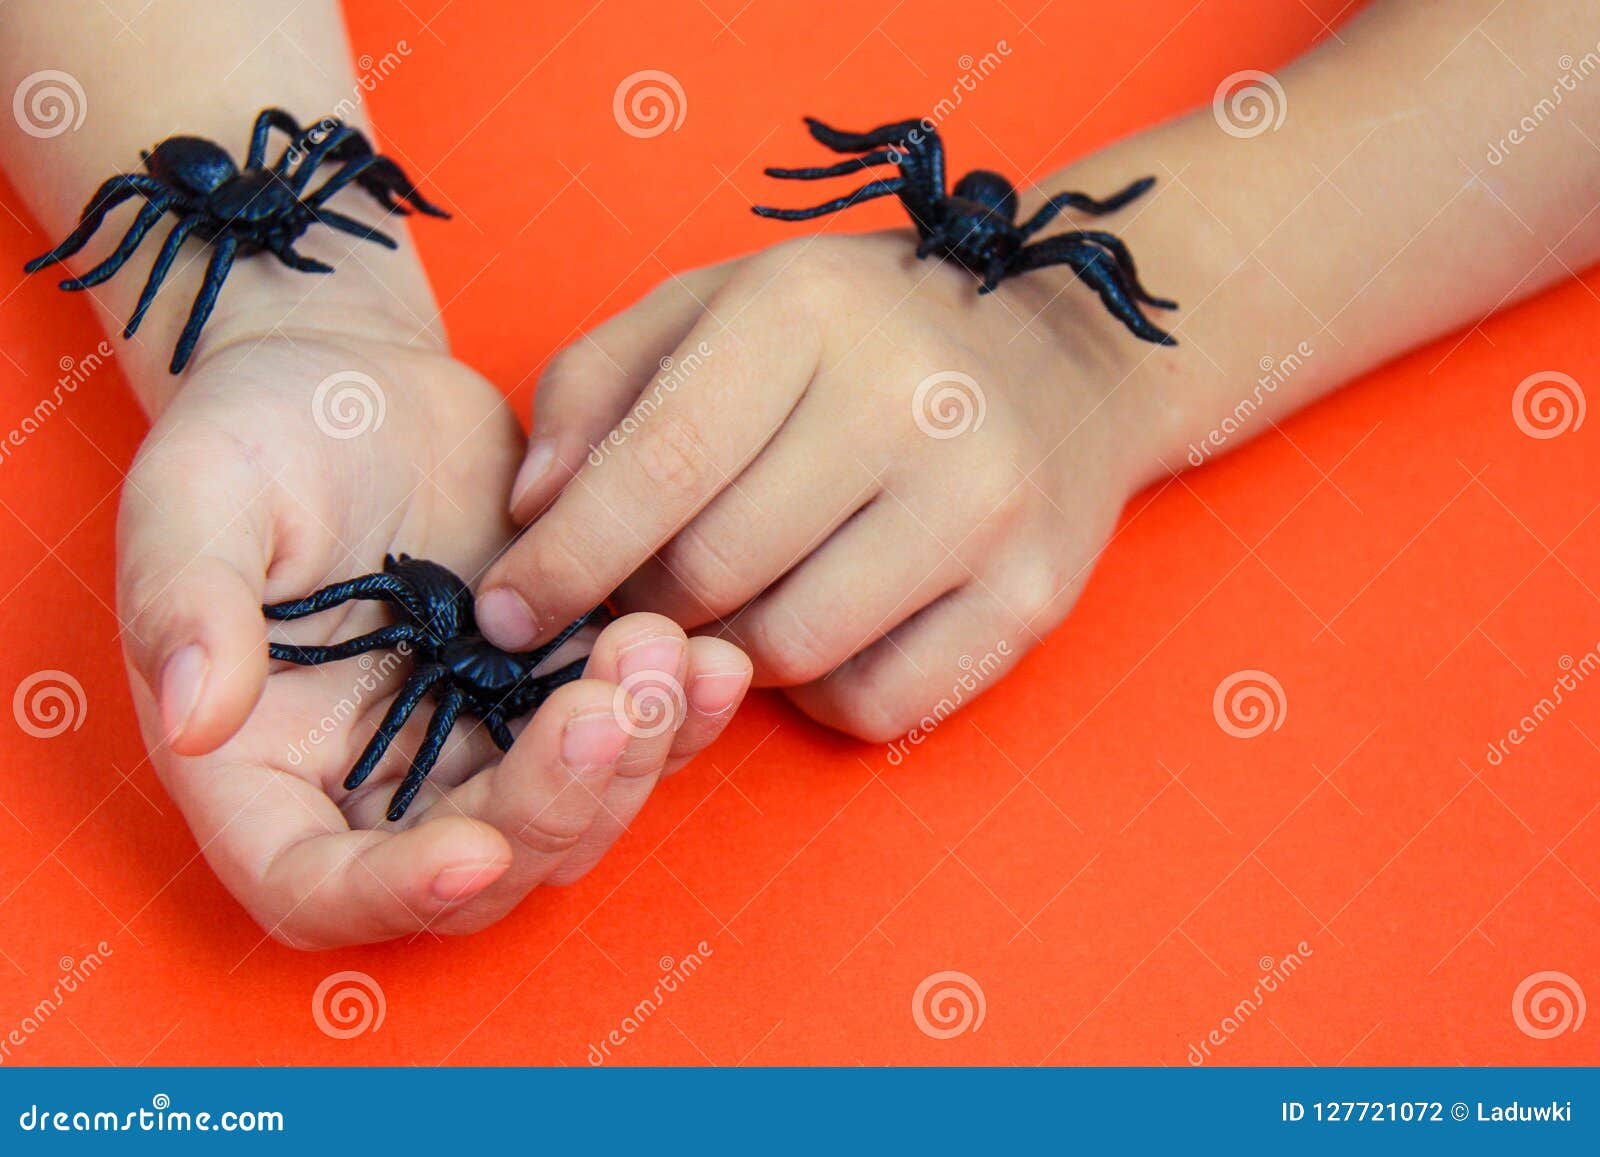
[24,108,448,373]
[753,117,1178,345]
[264,554,604,822]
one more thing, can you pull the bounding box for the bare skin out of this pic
[1,2,754,948]
[476,0,1600,737]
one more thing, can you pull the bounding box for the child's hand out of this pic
[119,329,751,947]
[475,232,1173,739]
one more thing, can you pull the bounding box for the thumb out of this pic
[117,432,272,756]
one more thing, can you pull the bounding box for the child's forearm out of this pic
[0,0,442,414]
[1031,0,1600,479]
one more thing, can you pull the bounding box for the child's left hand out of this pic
[475,231,1181,739]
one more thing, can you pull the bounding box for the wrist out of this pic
[109,223,444,417]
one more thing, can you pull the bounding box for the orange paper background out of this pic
[1,0,1597,1066]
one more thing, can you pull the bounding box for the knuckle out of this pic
[825,660,917,743]
[517,524,612,605]
[748,608,838,685]
[658,521,754,614]
[629,414,712,503]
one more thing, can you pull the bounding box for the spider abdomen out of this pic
[143,137,238,197]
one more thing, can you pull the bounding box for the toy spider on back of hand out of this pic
[264,554,604,822]
[754,117,1178,345]
[24,108,448,373]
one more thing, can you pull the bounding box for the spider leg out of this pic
[268,241,335,274]
[803,116,928,156]
[763,150,897,180]
[1005,240,1176,345]
[520,605,606,668]
[169,234,239,373]
[311,208,398,250]
[751,177,905,221]
[57,200,170,290]
[263,572,415,620]
[302,154,383,207]
[122,215,203,338]
[286,124,359,192]
[24,175,169,272]
[1071,230,1178,309]
[267,622,420,666]
[1017,177,1157,237]
[247,108,305,169]
[484,714,515,753]
[344,665,451,792]
[385,687,465,821]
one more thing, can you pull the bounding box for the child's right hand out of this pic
[118,325,751,948]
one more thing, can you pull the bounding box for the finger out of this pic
[512,265,734,520]
[714,495,977,687]
[613,401,882,628]
[117,424,274,756]
[137,684,516,948]
[785,574,1043,742]
[476,275,822,652]
[422,677,632,924]
[543,613,690,885]
[663,636,752,778]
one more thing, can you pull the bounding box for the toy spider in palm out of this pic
[754,117,1178,345]
[24,108,448,373]
[264,554,604,822]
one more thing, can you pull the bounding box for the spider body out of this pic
[25,108,448,374]
[264,554,603,822]
[753,117,1178,345]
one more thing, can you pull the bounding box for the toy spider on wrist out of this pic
[24,108,449,374]
[264,554,604,822]
[754,117,1178,345]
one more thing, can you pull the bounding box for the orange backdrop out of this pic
[1,0,1597,1066]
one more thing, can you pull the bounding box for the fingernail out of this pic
[618,635,685,682]
[430,863,502,903]
[509,439,557,514]
[690,669,750,716]
[477,587,538,650]
[562,710,627,771]
[159,644,208,739]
